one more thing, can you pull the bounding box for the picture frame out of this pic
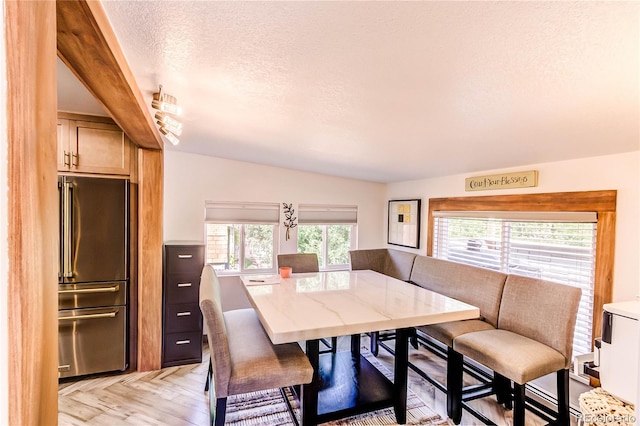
[387,199,421,249]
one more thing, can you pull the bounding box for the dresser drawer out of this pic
[163,331,202,366]
[165,272,200,304]
[164,303,202,333]
[165,245,205,274]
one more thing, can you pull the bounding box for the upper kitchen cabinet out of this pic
[57,113,131,176]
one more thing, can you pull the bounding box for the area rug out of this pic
[223,349,451,426]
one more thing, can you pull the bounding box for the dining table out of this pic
[240,269,479,425]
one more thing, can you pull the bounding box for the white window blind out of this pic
[298,204,358,224]
[204,202,280,224]
[433,212,597,357]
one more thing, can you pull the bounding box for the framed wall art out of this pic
[387,199,421,249]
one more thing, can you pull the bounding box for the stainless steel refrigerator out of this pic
[58,176,129,379]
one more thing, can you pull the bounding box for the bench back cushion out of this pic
[384,249,418,281]
[200,264,232,397]
[410,256,507,327]
[498,275,581,367]
[277,253,319,273]
[349,248,417,281]
[349,249,389,274]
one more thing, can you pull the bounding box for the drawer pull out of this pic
[177,282,192,287]
[177,254,193,259]
[175,340,191,345]
[176,311,192,317]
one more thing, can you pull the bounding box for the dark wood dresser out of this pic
[162,242,205,367]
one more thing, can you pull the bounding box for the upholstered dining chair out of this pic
[448,275,581,426]
[199,265,313,426]
[277,253,338,353]
[277,253,320,273]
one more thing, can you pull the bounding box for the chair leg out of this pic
[557,369,570,425]
[410,327,419,350]
[513,382,526,426]
[204,358,212,392]
[214,397,227,426]
[370,331,379,356]
[331,336,338,353]
[494,372,512,408]
[447,347,464,424]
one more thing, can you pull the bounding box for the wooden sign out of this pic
[465,170,538,192]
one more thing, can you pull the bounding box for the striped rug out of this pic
[224,351,451,426]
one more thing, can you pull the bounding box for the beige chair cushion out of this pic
[417,319,495,346]
[409,256,507,327]
[498,275,581,367]
[454,329,567,384]
[224,309,313,396]
[277,253,319,273]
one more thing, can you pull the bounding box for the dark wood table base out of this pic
[299,329,411,425]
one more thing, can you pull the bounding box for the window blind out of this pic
[204,202,280,224]
[433,214,596,357]
[298,204,358,224]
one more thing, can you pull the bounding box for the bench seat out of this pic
[454,329,567,385]
[418,319,494,347]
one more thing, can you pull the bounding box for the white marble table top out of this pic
[240,270,479,345]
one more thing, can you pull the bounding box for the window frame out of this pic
[205,222,278,275]
[427,190,616,349]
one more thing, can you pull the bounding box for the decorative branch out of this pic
[283,202,297,241]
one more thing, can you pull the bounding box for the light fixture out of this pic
[158,126,180,146]
[151,86,182,115]
[151,85,183,145]
[155,112,183,136]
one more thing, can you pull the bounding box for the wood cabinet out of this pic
[162,242,205,368]
[57,114,131,175]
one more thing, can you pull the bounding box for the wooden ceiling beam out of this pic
[56,0,163,150]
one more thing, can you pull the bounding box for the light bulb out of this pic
[159,127,180,145]
[155,112,183,135]
[152,92,182,115]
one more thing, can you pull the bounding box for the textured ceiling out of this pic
[58,1,639,183]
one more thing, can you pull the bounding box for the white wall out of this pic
[164,151,387,310]
[386,151,640,302]
[164,150,386,250]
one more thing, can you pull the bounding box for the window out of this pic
[205,202,279,274]
[433,212,597,357]
[427,190,616,360]
[297,205,357,270]
[298,225,355,269]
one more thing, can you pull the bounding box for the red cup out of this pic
[279,267,292,278]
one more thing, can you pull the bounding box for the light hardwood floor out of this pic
[59,336,580,425]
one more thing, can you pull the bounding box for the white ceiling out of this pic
[57,1,639,183]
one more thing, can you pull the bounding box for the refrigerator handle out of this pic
[63,182,73,278]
